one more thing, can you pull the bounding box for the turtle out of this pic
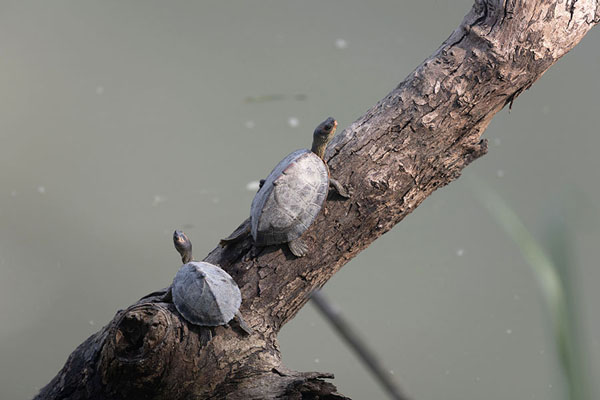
[172,230,252,334]
[221,117,351,257]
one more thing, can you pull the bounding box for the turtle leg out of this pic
[329,178,353,198]
[288,237,308,257]
[161,287,173,303]
[220,218,251,246]
[234,312,253,335]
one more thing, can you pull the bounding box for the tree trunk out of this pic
[35,1,599,399]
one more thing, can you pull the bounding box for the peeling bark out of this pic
[35,1,599,399]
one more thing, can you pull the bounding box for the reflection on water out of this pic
[1,1,599,399]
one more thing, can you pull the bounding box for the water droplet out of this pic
[212,197,220,204]
[493,137,501,146]
[389,370,395,375]
[96,86,104,95]
[513,294,520,300]
[456,248,464,257]
[314,358,320,364]
[475,376,481,382]
[445,369,450,375]
[246,181,260,191]
[496,169,505,178]
[244,120,256,129]
[10,190,17,197]
[288,117,300,128]
[89,320,95,326]
[335,38,348,49]
[37,186,46,194]
[152,195,167,207]
[506,329,512,335]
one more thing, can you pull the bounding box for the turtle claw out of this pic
[288,237,308,257]
[339,183,354,198]
[329,178,353,199]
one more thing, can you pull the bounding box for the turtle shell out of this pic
[250,149,329,246]
[172,261,241,326]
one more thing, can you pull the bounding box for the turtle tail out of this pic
[220,218,251,246]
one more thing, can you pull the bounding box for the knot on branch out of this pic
[112,304,172,361]
[100,303,175,396]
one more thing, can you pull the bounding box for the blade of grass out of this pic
[473,180,588,400]
[543,214,589,400]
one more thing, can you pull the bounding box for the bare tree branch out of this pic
[311,291,409,400]
[35,1,599,399]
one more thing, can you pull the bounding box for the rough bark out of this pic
[35,1,599,399]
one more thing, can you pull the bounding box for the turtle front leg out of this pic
[329,178,353,198]
[288,237,309,257]
[220,218,251,245]
[234,311,253,335]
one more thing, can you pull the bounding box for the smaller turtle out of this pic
[172,230,252,335]
[221,117,352,257]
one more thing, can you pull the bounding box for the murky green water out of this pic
[1,1,599,399]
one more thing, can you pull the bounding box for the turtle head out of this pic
[173,230,193,264]
[311,117,337,159]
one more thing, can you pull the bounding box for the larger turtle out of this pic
[172,230,252,335]
[222,117,351,257]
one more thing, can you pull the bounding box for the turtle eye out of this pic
[323,124,332,131]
